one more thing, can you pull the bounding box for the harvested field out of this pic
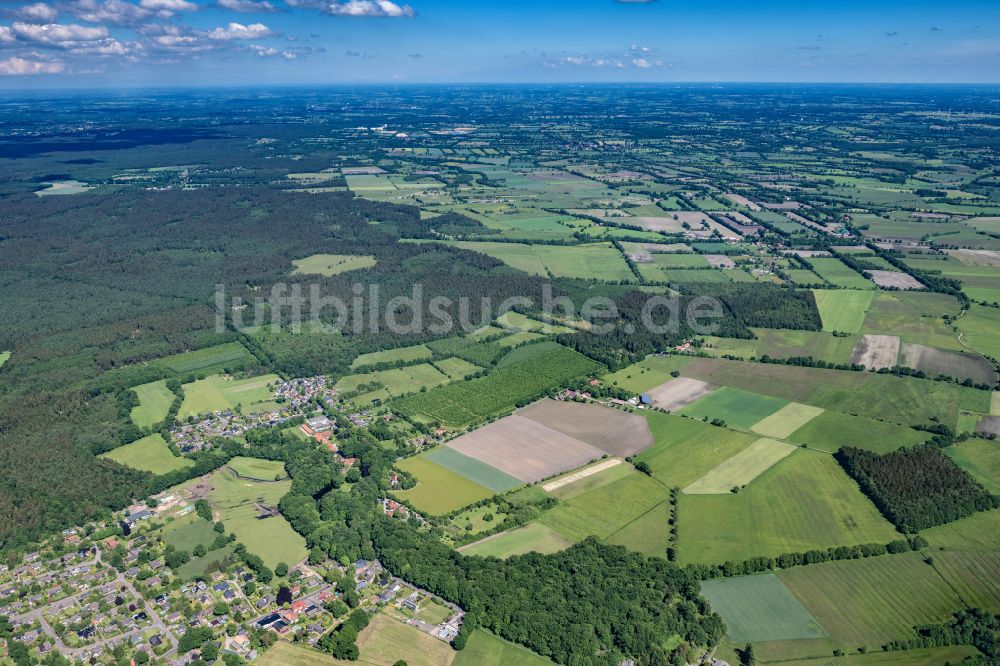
[867,270,924,289]
[446,416,604,484]
[705,254,737,269]
[633,215,686,232]
[751,403,825,439]
[948,248,1000,267]
[976,416,1000,439]
[542,458,622,493]
[516,399,653,457]
[850,334,900,370]
[646,377,716,411]
[723,193,761,211]
[898,343,996,385]
[683,438,798,494]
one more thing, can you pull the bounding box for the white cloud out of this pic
[0,55,64,74]
[547,50,664,69]
[249,43,295,58]
[206,21,272,39]
[17,3,59,22]
[11,21,109,45]
[64,0,153,26]
[0,27,14,44]
[216,0,279,12]
[138,0,197,13]
[287,0,414,17]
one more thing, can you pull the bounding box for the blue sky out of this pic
[0,0,998,86]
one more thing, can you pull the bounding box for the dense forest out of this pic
[835,445,999,532]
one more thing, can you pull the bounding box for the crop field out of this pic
[764,646,980,666]
[395,454,495,514]
[751,403,825,439]
[945,437,1000,494]
[808,258,874,289]
[702,329,858,366]
[867,270,924,290]
[929,550,1000,613]
[683,438,798,494]
[860,291,963,351]
[496,311,573,334]
[459,522,573,559]
[353,613,457,666]
[444,240,634,281]
[603,355,695,394]
[155,341,257,375]
[905,256,1000,303]
[677,450,899,565]
[100,434,193,475]
[129,379,175,428]
[205,463,307,569]
[777,553,966,649]
[700,574,827,642]
[679,386,789,429]
[637,412,758,488]
[956,304,1000,361]
[604,500,673,556]
[179,373,281,418]
[424,445,522,493]
[336,363,449,396]
[393,342,604,428]
[291,253,376,276]
[787,411,930,453]
[849,334,900,370]
[453,630,554,666]
[538,470,670,543]
[922,508,1000,552]
[228,456,288,481]
[446,415,605,484]
[898,343,996,385]
[350,344,432,369]
[812,290,874,333]
[515,399,653,457]
[647,377,717,411]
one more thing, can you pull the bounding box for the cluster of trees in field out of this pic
[885,609,999,662]
[679,283,822,332]
[835,445,999,532]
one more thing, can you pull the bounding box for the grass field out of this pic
[129,380,175,428]
[545,458,633,500]
[179,373,281,418]
[459,522,573,558]
[700,574,827,642]
[944,438,1000,494]
[762,646,979,666]
[683,438,798,494]
[928,549,1000,613]
[636,412,758,488]
[156,342,257,375]
[351,344,432,369]
[604,500,673,556]
[861,292,964,351]
[778,552,966,649]
[921,508,1000,552]
[702,329,858,366]
[787,410,931,453]
[496,311,573,334]
[751,403,825,439]
[355,614,458,666]
[337,364,450,397]
[812,290,875,333]
[0,351,8,367]
[679,386,789,430]
[292,253,376,276]
[228,456,288,481]
[205,463,307,569]
[100,434,193,475]
[677,450,900,565]
[809,258,874,289]
[257,641,341,666]
[445,240,634,281]
[395,454,496,515]
[434,356,483,378]
[424,445,522,493]
[956,304,1000,361]
[538,470,670,543]
[162,515,218,552]
[453,631,554,666]
[602,355,695,394]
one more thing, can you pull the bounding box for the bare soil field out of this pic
[625,242,692,263]
[948,249,1000,267]
[723,193,761,210]
[851,334,901,369]
[705,254,737,269]
[634,216,687,233]
[899,343,997,385]
[517,399,654,457]
[445,416,605,483]
[976,416,1000,438]
[647,377,717,411]
[868,270,925,290]
[785,249,832,258]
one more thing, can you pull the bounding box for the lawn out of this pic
[395,454,496,515]
[683,438,798,494]
[206,463,307,569]
[751,403,825,439]
[292,253,377,276]
[130,380,176,428]
[453,630,554,666]
[459,522,573,559]
[677,450,900,565]
[424,446,521,493]
[602,355,694,394]
[228,456,289,481]
[636,413,758,488]
[155,342,257,375]
[787,410,931,454]
[700,574,827,642]
[100,434,193,476]
[350,344,432,369]
[179,373,281,418]
[679,386,789,430]
[812,290,874,333]
[538,470,670,543]
[778,552,966,650]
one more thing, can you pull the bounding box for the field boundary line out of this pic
[542,458,622,492]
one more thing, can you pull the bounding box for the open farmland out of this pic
[646,377,716,411]
[866,270,924,290]
[100,433,194,475]
[898,343,996,385]
[0,351,8,367]
[787,411,931,453]
[350,343,432,369]
[179,373,281,418]
[762,646,979,666]
[228,456,288,481]
[808,258,874,289]
[850,334,900,370]
[353,614,458,666]
[393,342,604,428]
[155,341,257,375]
[442,240,634,281]
[291,253,376,276]
[515,399,653,457]
[677,450,900,565]
[700,574,827,642]
[424,445,522,493]
[603,355,695,394]
[129,379,176,428]
[702,329,859,366]
[459,522,572,559]
[812,290,874,333]
[453,631,554,666]
[679,386,789,429]
[683,438,798,494]
[956,304,1000,362]
[395,453,496,515]
[637,412,758,488]
[860,291,963,351]
[751,403,825,439]
[945,437,1000,494]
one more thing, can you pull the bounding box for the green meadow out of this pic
[100,434,194,476]
[129,379,176,428]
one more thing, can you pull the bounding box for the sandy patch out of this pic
[542,458,622,492]
[850,334,901,370]
[867,270,925,290]
[947,249,1000,268]
[647,377,716,411]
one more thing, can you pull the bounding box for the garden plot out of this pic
[850,334,900,370]
[867,270,925,290]
[646,377,716,411]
